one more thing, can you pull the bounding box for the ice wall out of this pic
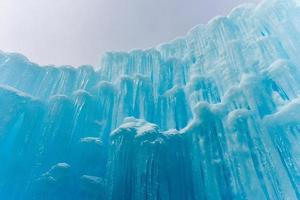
[1,0,300,199]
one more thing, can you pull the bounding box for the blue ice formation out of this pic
[1,0,300,199]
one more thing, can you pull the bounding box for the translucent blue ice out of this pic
[1,0,300,199]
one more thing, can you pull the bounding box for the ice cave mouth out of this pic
[1,0,300,199]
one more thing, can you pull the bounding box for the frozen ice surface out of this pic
[1,0,300,199]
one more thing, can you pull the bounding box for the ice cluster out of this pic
[1,0,300,199]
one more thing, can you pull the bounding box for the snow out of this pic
[80,175,103,185]
[80,137,102,145]
[110,117,159,139]
[265,97,300,126]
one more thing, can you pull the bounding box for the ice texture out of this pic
[1,0,300,199]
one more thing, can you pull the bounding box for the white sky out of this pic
[0,0,260,67]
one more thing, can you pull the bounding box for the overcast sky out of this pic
[0,0,260,67]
